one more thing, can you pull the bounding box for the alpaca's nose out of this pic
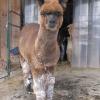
[49,20,55,24]
[49,15,57,24]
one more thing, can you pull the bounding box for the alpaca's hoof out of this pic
[26,84,33,93]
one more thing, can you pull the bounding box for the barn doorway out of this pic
[57,0,73,63]
[21,0,38,24]
[64,0,73,27]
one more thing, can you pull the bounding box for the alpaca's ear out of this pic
[36,0,44,7]
[59,0,68,9]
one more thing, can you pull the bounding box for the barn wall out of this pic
[24,0,39,24]
[0,0,20,61]
[72,0,100,68]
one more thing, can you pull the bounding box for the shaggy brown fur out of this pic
[19,0,68,74]
[19,0,68,99]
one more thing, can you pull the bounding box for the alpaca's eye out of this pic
[40,12,51,16]
[54,12,62,16]
[41,11,62,16]
[45,12,51,16]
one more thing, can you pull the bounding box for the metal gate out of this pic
[0,0,39,79]
[0,0,21,78]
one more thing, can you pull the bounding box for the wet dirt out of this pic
[0,63,100,100]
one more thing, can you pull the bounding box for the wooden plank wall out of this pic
[0,0,20,61]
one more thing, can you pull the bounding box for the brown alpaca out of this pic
[19,0,68,100]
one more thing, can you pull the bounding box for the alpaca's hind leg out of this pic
[20,57,33,92]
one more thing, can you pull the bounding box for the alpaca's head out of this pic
[37,0,68,32]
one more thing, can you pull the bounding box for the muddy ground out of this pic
[0,63,100,100]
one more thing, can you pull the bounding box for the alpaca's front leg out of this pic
[33,73,46,100]
[32,70,55,100]
[46,73,55,100]
[20,58,33,92]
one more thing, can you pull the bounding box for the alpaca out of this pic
[58,26,70,62]
[19,0,68,100]
[67,24,76,63]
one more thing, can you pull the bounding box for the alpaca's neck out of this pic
[35,28,58,56]
[35,28,58,47]
[34,28,59,66]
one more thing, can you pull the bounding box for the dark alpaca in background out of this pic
[58,0,73,63]
[58,26,70,62]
